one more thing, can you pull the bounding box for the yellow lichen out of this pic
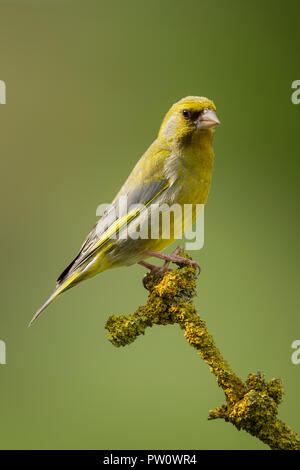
[105,252,300,450]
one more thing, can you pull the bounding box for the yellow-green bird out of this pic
[30,96,220,326]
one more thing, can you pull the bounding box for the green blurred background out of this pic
[0,0,299,450]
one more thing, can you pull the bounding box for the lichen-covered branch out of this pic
[105,253,300,450]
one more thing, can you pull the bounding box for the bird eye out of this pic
[182,109,190,119]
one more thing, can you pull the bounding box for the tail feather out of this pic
[28,290,60,327]
[29,271,81,327]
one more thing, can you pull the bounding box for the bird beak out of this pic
[197,109,220,130]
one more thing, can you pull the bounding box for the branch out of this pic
[105,253,300,450]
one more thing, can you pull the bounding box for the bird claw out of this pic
[139,246,201,289]
[181,259,201,274]
[142,262,171,290]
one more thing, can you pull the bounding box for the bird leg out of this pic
[138,260,163,289]
[139,246,200,289]
[143,246,201,272]
[138,260,160,272]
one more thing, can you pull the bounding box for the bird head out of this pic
[158,96,220,147]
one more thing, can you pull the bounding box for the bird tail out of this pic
[29,271,81,327]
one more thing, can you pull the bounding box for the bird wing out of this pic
[56,144,171,284]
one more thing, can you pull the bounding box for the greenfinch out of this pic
[30,96,220,325]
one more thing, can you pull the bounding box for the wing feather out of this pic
[56,178,170,284]
[56,142,171,284]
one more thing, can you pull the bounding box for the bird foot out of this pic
[138,260,171,289]
[139,246,200,289]
[144,246,201,272]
